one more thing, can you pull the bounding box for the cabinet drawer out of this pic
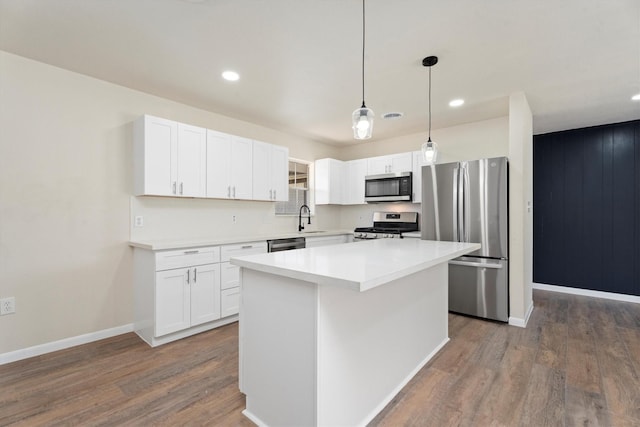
[220,241,267,262]
[155,246,220,271]
[221,262,240,290]
[221,287,240,317]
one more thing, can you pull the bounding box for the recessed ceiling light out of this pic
[449,99,464,107]
[382,112,404,119]
[222,71,240,82]
[632,93,640,101]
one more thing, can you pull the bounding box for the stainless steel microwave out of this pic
[364,172,412,202]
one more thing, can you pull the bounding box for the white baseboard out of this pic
[509,301,534,328]
[533,283,640,304]
[0,323,134,366]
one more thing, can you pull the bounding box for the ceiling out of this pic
[1,0,639,145]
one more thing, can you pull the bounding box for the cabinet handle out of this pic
[183,250,199,254]
[180,182,184,195]
[273,189,276,200]
[186,269,190,284]
[193,267,197,282]
[241,245,253,249]
[269,189,272,200]
[173,182,177,194]
[233,186,236,198]
[227,186,231,198]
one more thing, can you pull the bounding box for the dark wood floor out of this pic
[1,290,639,426]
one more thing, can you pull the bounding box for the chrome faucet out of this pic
[298,204,311,232]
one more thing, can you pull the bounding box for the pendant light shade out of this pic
[352,0,374,140]
[352,104,374,139]
[421,55,438,164]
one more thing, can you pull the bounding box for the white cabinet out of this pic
[412,151,428,203]
[315,158,345,205]
[253,141,289,201]
[366,152,413,175]
[134,246,229,347]
[343,159,367,205]
[206,130,253,200]
[220,241,268,317]
[155,262,220,336]
[305,234,352,248]
[134,115,206,197]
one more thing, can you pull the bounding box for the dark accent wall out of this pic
[533,120,640,296]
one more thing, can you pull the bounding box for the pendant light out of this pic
[352,0,374,140]
[421,55,438,164]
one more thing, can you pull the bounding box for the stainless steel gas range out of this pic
[353,211,419,241]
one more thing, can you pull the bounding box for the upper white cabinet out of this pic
[315,158,344,205]
[134,115,206,197]
[412,151,427,204]
[343,159,367,205]
[253,141,289,201]
[366,153,413,175]
[206,130,253,200]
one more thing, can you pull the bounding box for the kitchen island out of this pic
[231,238,480,427]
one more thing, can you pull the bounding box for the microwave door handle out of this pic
[452,166,459,241]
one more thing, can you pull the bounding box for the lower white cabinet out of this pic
[135,246,232,347]
[220,241,268,317]
[155,263,220,336]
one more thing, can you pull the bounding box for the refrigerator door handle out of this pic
[462,163,471,242]
[452,166,459,241]
[449,260,503,269]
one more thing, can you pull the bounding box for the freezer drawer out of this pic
[448,257,508,322]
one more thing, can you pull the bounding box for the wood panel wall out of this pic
[533,120,640,296]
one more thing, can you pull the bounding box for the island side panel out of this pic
[316,264,449,427]
[240,268,318,426]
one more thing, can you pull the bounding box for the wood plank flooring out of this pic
[1,290,639,426]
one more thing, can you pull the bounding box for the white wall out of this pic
[338,116,509,162]
[508,92,534,326]
[0,51,338,355]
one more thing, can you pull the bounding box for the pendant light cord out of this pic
[428,65,432,142]
[361,0,366,108]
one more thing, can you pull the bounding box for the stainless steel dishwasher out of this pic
[267,237,306,252]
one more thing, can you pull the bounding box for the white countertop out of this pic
[128,229,354,251]
[231,239,481,292]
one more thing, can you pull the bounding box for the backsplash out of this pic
[129,196,344,241]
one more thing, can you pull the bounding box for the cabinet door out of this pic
[230,136,254,200]
[135,115,177,196]
[206,130,233,199]
[155,268,190,336]
[366,156,390,175]
[190,264,221,326]
[390,153,413,173]
[344,159,367,204]
[221,288,241,317]
[177,123,207,197]
[315,158,344,205]
[252,140,271,201]
[221,262,240,290]
[271,145,289,201]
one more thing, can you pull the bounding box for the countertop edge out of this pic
[128,230,354,251]
[232,241,481,292]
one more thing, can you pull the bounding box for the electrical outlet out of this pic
[134,216,144,227]
[232,215,237,223]
[0,297,15,315]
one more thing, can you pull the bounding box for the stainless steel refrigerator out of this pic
[421,156,509,322]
